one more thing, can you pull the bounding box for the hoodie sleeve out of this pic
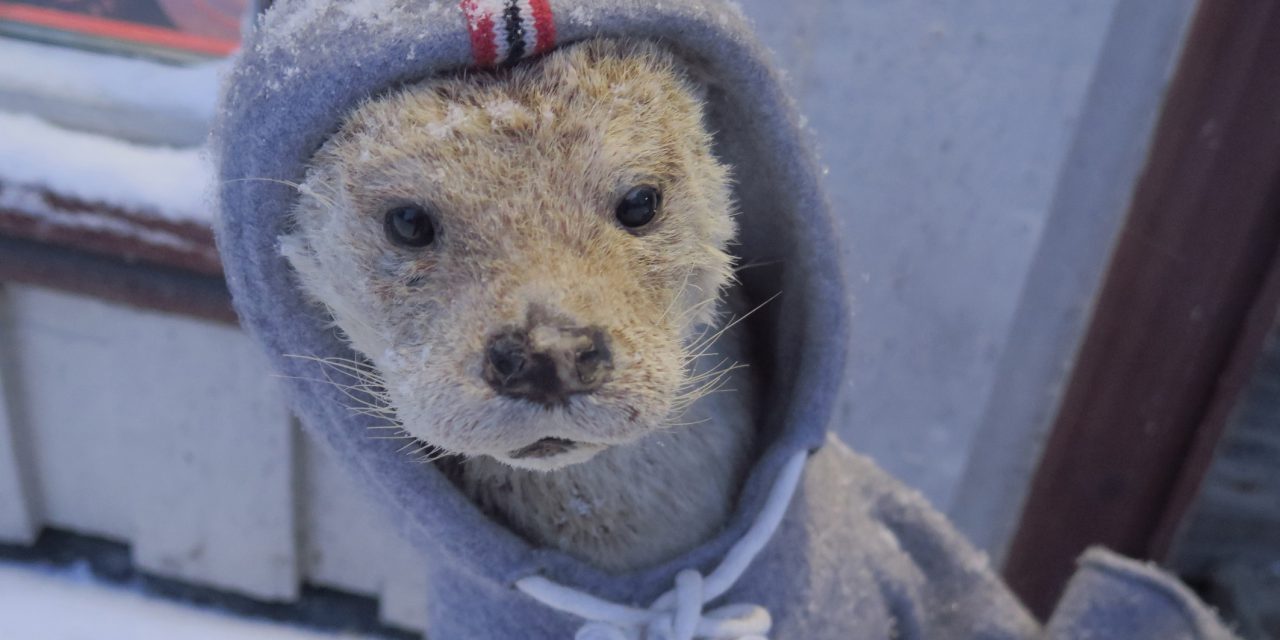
[844,439,1236,640]
[867,476,1040,639]
[1043,547,1239,640]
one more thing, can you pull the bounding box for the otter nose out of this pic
[483,325,613,404]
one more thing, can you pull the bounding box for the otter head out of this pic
[282,40,736,470]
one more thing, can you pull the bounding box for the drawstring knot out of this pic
[517,452,808,640]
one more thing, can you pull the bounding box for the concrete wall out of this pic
[737,0,1189,517]
[951,0,1200,558]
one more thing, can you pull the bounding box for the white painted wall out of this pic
[298,431,428,628]
[1,284,298,601]
[0,285,429,631]
[0,319,37,543]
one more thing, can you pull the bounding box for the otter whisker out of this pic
[686,362,745,390]
[273,361,397,424]
[659,270,695,324]
[222,176,341,210]
[350,408,399,419]
[683,291,781,358]
[683,334,733,367]
[281,355,388,392]
[682,362,747,387]
[284,353,386,382]
[671,360,748,413]
[673,295,723,330]
[399,440,424,453]
[680,352,720,365]
[292,355,381,373]
[402,442,436,456]
[270,373,382,403]
[678,289,724,317]
[413,447,452,465]
[733,259,783,273]
[681,356,736,381]
[274,369,384,397]
[685,376,738,403]
[662,417,712,429]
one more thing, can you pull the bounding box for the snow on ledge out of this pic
[0,37,223,146]
[0,110,213,224]
[0,38,221,126]
[0,561,371,640]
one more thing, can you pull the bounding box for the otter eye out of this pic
[615,185,662,230]
[384,205,436,248]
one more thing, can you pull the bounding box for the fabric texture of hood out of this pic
[214,1,1238,638]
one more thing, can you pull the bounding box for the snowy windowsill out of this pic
[0,109,220,275]
[0,31,225,275]
[0,108,231,321]
[0,37,223,147]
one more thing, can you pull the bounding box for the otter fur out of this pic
[281,40,756,572]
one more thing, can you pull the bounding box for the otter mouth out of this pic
[508,437,579,459]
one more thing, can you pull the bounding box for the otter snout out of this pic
[484,324,613,405]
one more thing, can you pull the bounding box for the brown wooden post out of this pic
[1002,0,1280,617]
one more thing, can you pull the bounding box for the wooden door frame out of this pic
[1003,0,1280,617]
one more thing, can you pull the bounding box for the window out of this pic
[0,0,250,61]
[0,1,260,316]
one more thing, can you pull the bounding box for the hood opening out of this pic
[216,0,847,603]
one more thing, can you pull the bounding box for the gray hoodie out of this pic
[213,1,1237,637]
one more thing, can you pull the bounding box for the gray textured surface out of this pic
[734,0,1121,510]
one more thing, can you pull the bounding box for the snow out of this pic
[426,104,471,139]
[0,38,222,130]
[261,0,449,53]
[0,110,213,224]
[0,561,371,640]
[0,185,204,252]
[460,0,512,26]
[484,98,530,128]
[336,0,410,24]
[262,0,333,47]
[568,6,596,28]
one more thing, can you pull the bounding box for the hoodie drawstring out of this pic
[516,451,808,640]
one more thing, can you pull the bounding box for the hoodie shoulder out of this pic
[727,437,1038,638]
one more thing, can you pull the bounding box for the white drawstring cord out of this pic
[516,451,808,640]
